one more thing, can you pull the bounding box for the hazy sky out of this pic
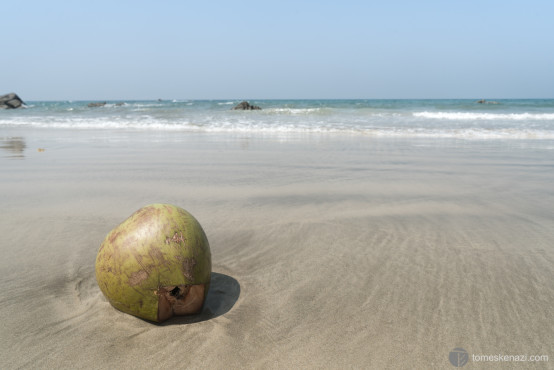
[3,0,553,100]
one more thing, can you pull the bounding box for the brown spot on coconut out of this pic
[95,204,211,323]
[128,270,149,287]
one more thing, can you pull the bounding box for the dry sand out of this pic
[1,131,552,369]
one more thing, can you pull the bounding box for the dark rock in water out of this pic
[115,102,125,106]
[476,99,499,104]
[88,102,107,108]
[233,101,261,110]
[0,93,25,109]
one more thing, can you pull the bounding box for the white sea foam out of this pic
[131,103,164,108]
[414,112,554,120]
[2,115,554,139]
[265,108,328,115]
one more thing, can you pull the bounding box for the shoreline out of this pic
[2,98,554,141]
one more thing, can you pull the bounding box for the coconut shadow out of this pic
[157,272,240,326]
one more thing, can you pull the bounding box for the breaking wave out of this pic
[414,112,554,121]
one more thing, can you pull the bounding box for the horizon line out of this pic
[16,97,554,102]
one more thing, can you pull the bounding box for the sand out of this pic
[1,130,552,369]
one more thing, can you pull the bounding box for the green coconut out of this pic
[95,204,211,322]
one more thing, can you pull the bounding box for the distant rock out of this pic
[232,101,261,110]
[476,99,499,104]
[88,102,107,108]
[0,93,25,109]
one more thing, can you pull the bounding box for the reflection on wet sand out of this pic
[0,137,26,158]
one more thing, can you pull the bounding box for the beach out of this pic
[1,126,553,368]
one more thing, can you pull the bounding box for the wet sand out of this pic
[1,131,552,368]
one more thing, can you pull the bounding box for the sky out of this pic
[2,0,553,100]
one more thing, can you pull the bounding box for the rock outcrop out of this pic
[476,99,499,104]
[0,93,25,109]
[88,102,107,108]
[232,101,261,110]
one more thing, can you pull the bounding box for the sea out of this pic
[2,99,554,141]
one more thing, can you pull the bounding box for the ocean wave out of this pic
[130,103,164,108]
[264,107,330,115]
[414,112,554,120]
[2,116,554,139]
